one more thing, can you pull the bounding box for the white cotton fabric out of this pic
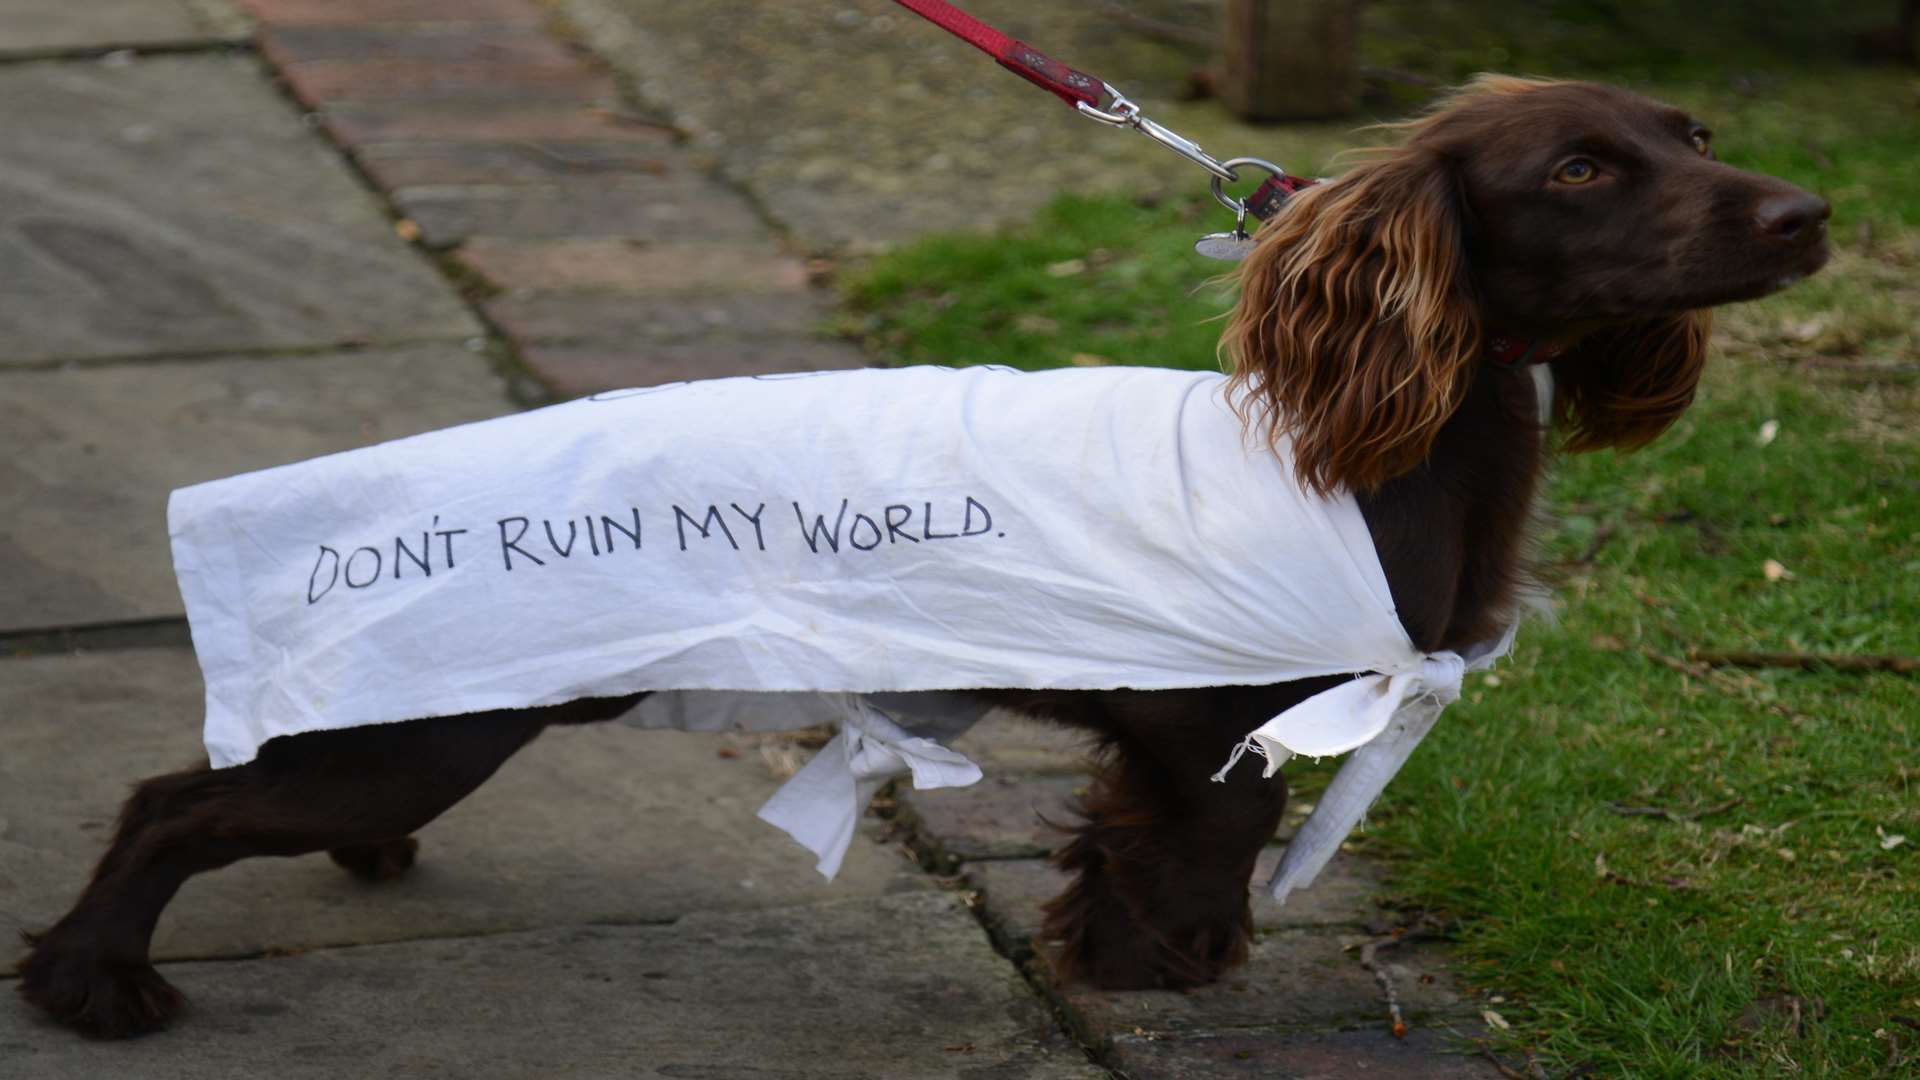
[621,689,993,878]
[168,365,1512,888]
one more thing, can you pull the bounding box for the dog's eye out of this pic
[1553,158,1599,185]
[1691,129,1713,157]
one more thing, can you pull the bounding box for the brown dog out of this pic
[18,77,1830,1036]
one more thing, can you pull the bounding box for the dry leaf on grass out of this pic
[1783,317,1826,342]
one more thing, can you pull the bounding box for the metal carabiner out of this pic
[1132,114,1240,183]
[1209,157,1288,214]
[1074,89,1140,127]
[1076,89,1240,184]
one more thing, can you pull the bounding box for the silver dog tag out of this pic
[1194,231,1257,261]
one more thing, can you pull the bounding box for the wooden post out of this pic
[1219,0,1361,120]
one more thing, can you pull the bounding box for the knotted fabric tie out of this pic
[756,695,983,878]
[1211,651,1469,783]
[1208,636,1512,903]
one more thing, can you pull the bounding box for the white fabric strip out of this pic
[1260,628,1515,901]
[621,689,993,878]
[754,696,983,877]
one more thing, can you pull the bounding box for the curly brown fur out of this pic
[1551,313,1713,453]
[1222,148,1483,496]
[985,681,1335,989]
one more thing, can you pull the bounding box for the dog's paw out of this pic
[1044,876,1248,991]
[17,940,185,1038]
[328,836,419,882]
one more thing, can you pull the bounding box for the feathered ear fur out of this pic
[1221,149,1480,496]
[1550,312,1711,453]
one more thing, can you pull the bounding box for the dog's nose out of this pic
[1754,191,1831,242]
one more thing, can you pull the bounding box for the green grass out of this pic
[841,195,1240,372]
[1357,363,1920,1076]
[839,10,1919,1072]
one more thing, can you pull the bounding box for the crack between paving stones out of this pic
[535,2,808,257]
[875,795,1468,1069]
[1119,1009,1485,1038]
[0,617,192,656]
[0,916,688,981]
[235,49,557,409]
[235,8,823,412]
[3,335,489,374]
[936,850,1053,863]
[0,40,251,66]
[872,788,1124,1080]
[226,7,839,406]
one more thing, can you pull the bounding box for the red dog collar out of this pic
[1484,336,1570,366]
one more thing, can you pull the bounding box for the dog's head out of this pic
[1223,76,1831,495]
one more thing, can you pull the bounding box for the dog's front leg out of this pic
[1043,742,1285,989]
[1037,684,1329,990]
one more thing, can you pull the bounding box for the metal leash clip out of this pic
[1076,90,1286,261]
[1195,156,1287,261]
[1076,89,1240,183]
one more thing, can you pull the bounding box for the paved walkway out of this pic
[0,1,1495,1076]
[555,0,1361,252]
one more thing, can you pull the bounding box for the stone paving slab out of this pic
[0,55,478,366]
[487,291,829,346]
[521,340,869,398]
[1057,929,1469,1039]
[898,774,1086,863]
[1,893,1107,1080]
[966,851,1388,956]
[955,847,1477,1068]
[562,0,1360,250]
[355,139,677,188]
[394,182,767,247]
[0,0,241,54]
[1108,1029,1501,1079]
[318,100,671,144]
[0,344,510,631]
[461,239,811,294]
[279,57,617,104]
[236,0,540,27]
[259,23,579,66]
[948,712,1098,776]
[0,648,930,979]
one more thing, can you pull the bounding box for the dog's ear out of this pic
[1222,150,1480,496]
[1549,311,1711,453]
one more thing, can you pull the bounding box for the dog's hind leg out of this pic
[318,692,642,885]
[326,836,421,882]
[16,694,639,1038]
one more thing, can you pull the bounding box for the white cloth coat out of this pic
[168,366,1514,891]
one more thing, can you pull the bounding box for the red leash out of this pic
[891,0,1558,363]
[889,0,1311,241]
[890,0,1107,110]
